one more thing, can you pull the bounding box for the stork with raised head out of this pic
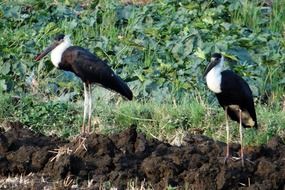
[35,34,133,134]
[203,53,257,166]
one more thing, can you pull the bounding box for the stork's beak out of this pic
[203,60,218,78]
[34,42,59,61]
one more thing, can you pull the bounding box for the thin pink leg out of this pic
[239,109,244,167]
[81,83,88,134]
[87,83,92,133]
[224,106,230,164]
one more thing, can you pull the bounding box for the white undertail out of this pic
[51,35,72,67]
[205,56,224,93]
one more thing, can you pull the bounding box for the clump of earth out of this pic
[0,122,284,189]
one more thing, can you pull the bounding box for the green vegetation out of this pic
[0,0,284,144]
[231,0,285,33]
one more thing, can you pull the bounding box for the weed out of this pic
[0,0,284,144]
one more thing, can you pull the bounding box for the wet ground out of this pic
[0,122,284,189]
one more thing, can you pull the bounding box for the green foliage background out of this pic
[0,0,284,143]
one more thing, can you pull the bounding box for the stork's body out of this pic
[204,53,257,166]
[35,34,133,134]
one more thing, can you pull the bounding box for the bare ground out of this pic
[0,122,284,189]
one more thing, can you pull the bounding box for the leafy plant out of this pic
[13,95,81,137]
[0,0,284,143]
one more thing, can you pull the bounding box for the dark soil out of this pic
[0,122,284,189]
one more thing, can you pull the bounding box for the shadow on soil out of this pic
[0,122,284,189]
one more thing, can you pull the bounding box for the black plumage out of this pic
[59,46,133,100]
[216,70,257,128]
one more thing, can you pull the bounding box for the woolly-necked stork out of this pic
[35,34,133,134]
[204,53,257,166]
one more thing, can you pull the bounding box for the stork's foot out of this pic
[72,135,87,153]
[218,156,230,165]
[221,156,241,164]
[223,155,230,165]
[231,156,244,167]
[221,156,254,167]
[231,156,241,161]
[49,146,72,162]
[231,156,254,166]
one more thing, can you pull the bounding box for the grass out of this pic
[231,0,285,33]
[231,0,263,32]
[270,0,285,33]
[1,85,284,145]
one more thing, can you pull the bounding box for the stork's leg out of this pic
[224,106,230,164]
[239,109,244,167]
[87,83,92,133]
[81,82,88,134]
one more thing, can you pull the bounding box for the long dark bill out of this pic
[203,60,218,78]
[34,43,58,61]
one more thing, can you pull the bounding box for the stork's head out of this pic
[34,34,71,62]
[203,53,224,77]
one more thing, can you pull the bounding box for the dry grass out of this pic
[0,174,66,190]
[0,174,154,190]
[49,146,73,162]
[127,179,154,190]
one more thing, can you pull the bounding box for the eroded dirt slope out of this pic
[0,122,284,189]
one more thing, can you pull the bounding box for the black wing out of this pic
[216,70,257,128]
[60,46,133,100]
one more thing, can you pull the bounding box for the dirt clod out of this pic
[0,122,284,189]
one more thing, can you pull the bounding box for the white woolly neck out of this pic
[50,35,72,67]
[205,56,224,93]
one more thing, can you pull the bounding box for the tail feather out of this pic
[104,74,133,100]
